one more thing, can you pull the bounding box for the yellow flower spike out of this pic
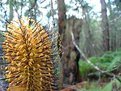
[2,17,62,91]
[28,62,32,67]
[21,58,27,62]
[11,61,16,65]
[14,56,20,60]
[37,64,40,68]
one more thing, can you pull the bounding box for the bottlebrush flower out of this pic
[2,18,62,91]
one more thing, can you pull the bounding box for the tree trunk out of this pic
[57,0,66,35]
[82,8,97,57]
[64,17,82,84]
[57,0,82,86]
[100,0,110,51]
[108,0,117,51]
[57,0,66,87]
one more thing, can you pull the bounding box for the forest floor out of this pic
[61,78,121,91]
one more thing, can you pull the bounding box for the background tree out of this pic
[100,0,110,51]
[107,0,117,51]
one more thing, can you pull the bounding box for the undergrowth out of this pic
[78,48,121,91]
[78,48,121,77]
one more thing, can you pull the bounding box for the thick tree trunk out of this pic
[100,0,110,51]
[64,17,82,84]
[57,0,82,86]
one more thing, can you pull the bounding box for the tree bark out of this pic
[100,0,110,51]
[57,0,82,86]
[64,17,82,84]
[57,0,66,35]
[57,0,66,87]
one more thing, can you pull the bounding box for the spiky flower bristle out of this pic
[2,18,59,91]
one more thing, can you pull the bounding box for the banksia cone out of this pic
[2,18,62,91]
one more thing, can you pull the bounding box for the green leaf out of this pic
[102,79,121,91]
[107,56,121,72]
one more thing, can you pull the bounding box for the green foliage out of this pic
[78,48,121,77]
[102,79,121,91]
[78,57,101,77]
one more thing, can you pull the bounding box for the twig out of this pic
[40,0,46,4]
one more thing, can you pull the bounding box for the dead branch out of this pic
[70,30,121,83]
[70,30,106,73]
